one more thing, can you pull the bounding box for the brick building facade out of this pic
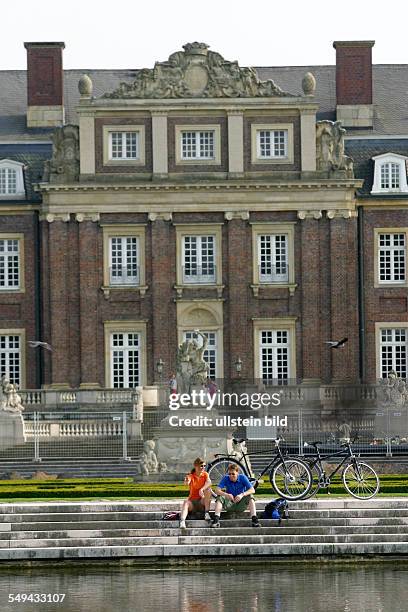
[0,40,407,395]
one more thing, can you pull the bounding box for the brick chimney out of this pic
[333,40,375,128]
[24,42,65,128]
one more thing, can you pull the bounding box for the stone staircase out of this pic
[0,499,407,561]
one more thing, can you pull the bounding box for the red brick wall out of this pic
[25,44,64,107]
[363,210,408,383]
[334,44,373,105]
[0,214,38,388]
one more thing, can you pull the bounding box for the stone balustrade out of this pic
[25,419,124,438]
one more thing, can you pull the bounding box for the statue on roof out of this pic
[316,120,354,178]
[103,43,296,100]
[43,125,80,184]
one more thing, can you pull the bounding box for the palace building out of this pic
[0,40,407,394]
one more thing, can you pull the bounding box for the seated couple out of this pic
[180,457,260,529]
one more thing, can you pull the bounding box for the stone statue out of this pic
[0,377,24,414]
[43,125,80,184]
[338,421,352,443]
[176,330,209,393]
[103,42,296,100]
[316,120,354,178]
[231,439,253,477]
[138,439,159,475]
[379,371,408,406]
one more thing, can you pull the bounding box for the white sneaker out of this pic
[205,512,211,523]
[179,520,186,529]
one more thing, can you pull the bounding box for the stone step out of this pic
[2,532,408,549]
[0,498,406,513]
[3,523,408,540]
[1,508,408,524]
[6,517,408,532]
[1,541,408,561]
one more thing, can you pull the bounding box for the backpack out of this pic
[162,511,180,521]
[261,498,289,524]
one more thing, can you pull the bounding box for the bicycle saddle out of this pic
[232,438,246,444]
[310,441,322,447]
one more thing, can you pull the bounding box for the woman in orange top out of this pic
[179,457,212,529]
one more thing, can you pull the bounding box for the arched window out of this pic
[371,153,408,194]
[0,160,25,198]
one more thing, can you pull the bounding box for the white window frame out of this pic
[253,318,297,384]
[109,236,140,286]
[182,234,216,284]
[0,234,25,293]
[0,160,25,199]
[0,328,26,388]
[374,228,408,288]
[377,232,406,285]
[376,323,408,380]
[257,234,289,283]
[175,224,223,288]
[175,125,221,165]
[251,123,294,165]
[102,125,145,166]
[104,321,147,388]
[371,153,408,194]
[251,223,296,294]
[183,330,219,380]
[101,225,147,296]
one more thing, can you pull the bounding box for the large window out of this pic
[379,328,407,379]
[254,319,296,384]
[109,236,139,286]
[260,330,290,384]
[258,234,289,283]
[371,153,408,194]
[0,238,20,290]
[184,330,218,380]
[102,225,146,296]
[0,334,22,386]
[378,233,406,284]
[110,332,141,388]
[183,235,216,284]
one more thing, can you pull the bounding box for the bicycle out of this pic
[301,438,380,499]
[206,438,313,501]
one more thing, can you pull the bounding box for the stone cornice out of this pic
[37,179,362,194]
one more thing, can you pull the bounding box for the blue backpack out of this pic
[262,498,289,524]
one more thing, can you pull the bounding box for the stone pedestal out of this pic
[0,412,26,450]
[155,409,233,473]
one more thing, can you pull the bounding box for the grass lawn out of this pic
[0,475,405,502]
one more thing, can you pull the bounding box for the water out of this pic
[0,564,406,612]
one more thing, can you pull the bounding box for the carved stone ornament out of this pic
[302,72,316,96]
[316,120,354,178]
[103,42,296,99]
[43,125,80,184]
[379,371,408,407]
[78,74,93,97]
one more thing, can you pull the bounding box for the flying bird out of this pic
[325,338,348,349]
[28,341,52,351]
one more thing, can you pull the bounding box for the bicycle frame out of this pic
[307,443,359,482]
[214,440,292,482]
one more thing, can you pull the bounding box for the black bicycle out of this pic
[206,438,313,501]
[302,438,380,499]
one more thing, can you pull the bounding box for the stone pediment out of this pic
[103,42,296,99]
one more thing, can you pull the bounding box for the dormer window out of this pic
[0,160,25,199]
[371,153,408,194]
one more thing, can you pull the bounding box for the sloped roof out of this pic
[0,64,407,138]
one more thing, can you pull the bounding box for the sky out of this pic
[0,0,406,70]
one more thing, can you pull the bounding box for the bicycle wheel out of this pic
[206,458,249,484]
[270,458,312,500]
[302,461,323,499]
[342,461,380,499]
